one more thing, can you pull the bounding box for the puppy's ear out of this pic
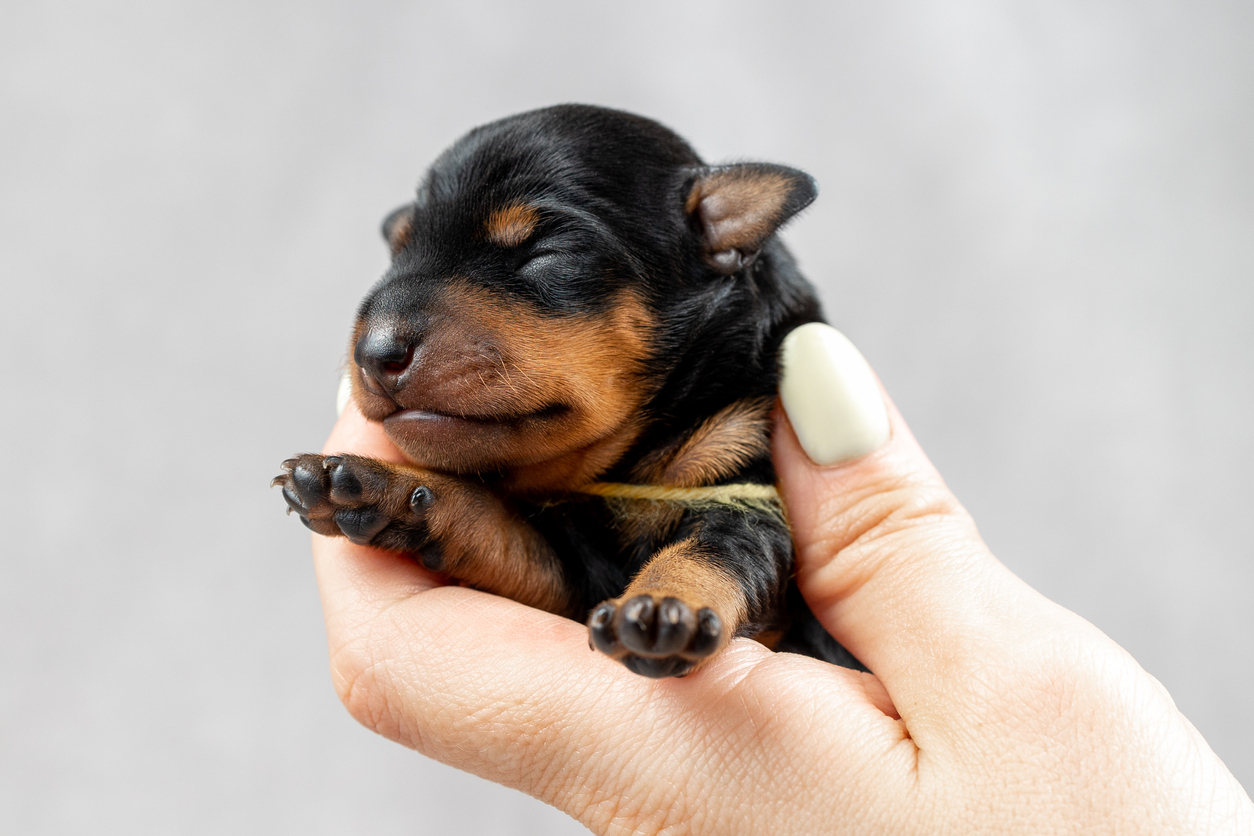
[381,204,416,254]
[685,164,816,274]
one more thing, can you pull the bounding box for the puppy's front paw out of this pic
[587,595,724,678]
[272,454,435,554]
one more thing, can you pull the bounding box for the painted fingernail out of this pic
[336,371,352,417]
[780,323,890,466]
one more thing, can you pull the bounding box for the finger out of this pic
[312,556,916,835]
[312,401,446,646]
[312,397,916,833]
[775,324,1064,727]
[321,395,410,465]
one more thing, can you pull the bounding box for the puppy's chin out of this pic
[381,406,607,475]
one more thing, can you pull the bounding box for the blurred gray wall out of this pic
[2,1,1250,832]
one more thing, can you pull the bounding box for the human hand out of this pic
[310,324,1253,835]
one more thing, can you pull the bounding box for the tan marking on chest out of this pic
[610,397,773,549]
[632,397,774,488]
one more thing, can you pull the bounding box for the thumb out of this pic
[775,324,1053,732]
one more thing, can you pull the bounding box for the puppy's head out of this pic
[350,105,816,483]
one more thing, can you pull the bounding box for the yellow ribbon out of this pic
[571,481,781,505]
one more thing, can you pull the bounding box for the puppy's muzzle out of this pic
[355,328,417,397]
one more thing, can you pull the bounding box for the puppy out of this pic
[275,105,861,677]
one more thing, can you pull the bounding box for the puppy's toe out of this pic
[274,454,335,516]
[689,608,723,657]
[588,602,618,655]
[324,456,363,503]
[587,595,726,678]
[333,507,391,544]
[291,459,330,507]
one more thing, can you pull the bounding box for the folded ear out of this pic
[381,204,416,254]
[684,164,817,274]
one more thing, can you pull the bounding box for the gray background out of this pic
[2,1,1250,832]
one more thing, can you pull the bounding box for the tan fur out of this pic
[419,469,570,615]
[686,170,793,253]
[485,203,540,248]
[359,280,657,492]
[632,397,773,488]
[611,397,773,548]
[495,292,655,491]
[355,462,571,615]
[614,536,748,659]
[386,211,414,254]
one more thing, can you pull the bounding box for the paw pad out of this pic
[588,594,724,678]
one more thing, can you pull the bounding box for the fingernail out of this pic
[336,371,352,417]
[780,323,890,466]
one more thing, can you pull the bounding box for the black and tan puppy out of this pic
[276,105,860,677]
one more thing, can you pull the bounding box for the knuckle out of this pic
[847,478,966,545]
[800,473,975,601]
[328,634,410,744]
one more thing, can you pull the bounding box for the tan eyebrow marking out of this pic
[485,203,540,248]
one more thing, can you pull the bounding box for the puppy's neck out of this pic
[500,419,645,495]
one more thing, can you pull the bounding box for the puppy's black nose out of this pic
[355,329,416,394]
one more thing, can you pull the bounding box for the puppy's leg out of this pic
[275,453,570,615]
[588,507,792,678]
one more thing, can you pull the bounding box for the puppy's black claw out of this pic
[280,457,299,470]
[588,603,618,654]
[322,456,342,470]
[333,508,390,545]
[270,474,286,488]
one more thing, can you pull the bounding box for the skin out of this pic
[311,392,1254,835]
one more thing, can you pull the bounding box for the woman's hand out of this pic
[310,324,1253,835]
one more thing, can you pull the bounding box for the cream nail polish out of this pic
[780,323,890,466]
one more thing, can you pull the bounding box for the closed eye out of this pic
[519,250,562,274]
